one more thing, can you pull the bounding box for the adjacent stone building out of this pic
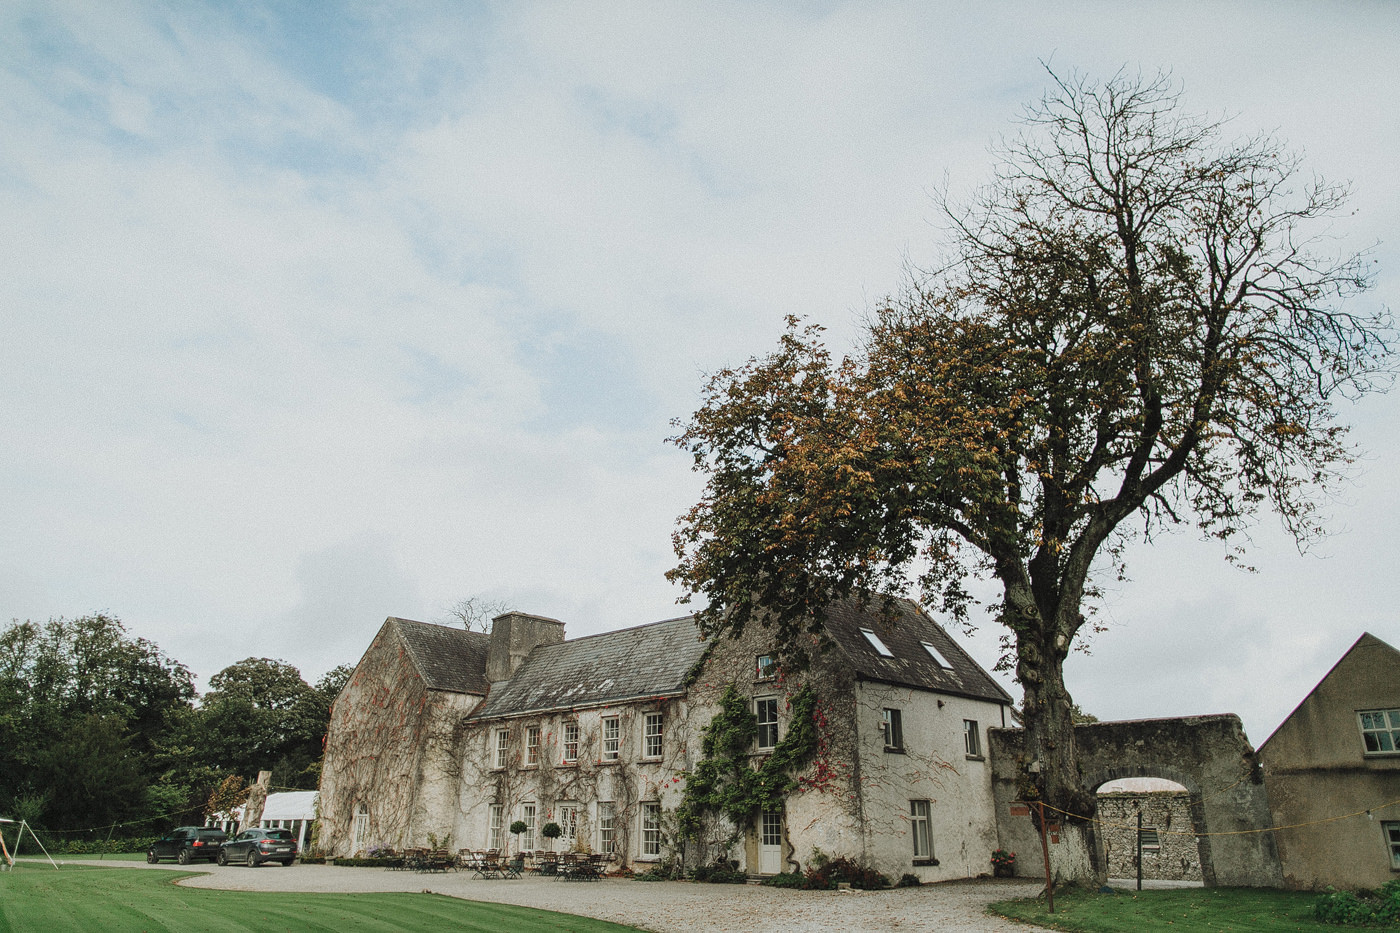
[1258,632,1400,889]
[318,597,1014,882]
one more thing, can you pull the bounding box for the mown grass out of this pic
[0,863,646,933]
[990,885,1358,932]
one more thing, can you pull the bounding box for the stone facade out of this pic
[1098,791,1203,882]
[1258,633,1400,890]
[318,598,1013,883]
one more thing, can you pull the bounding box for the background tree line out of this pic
[0,613,351,838]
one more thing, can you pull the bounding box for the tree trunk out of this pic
[1015,626,1104,885]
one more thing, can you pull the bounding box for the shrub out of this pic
[896,873,922,888]
[804,855,889,890]
[762,871,807,888]
[1314,882,1400,925]
[691,858,747,884]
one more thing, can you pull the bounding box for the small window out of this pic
[1359,709,1400,755]
[964,719,981,758]
[910,800,932,859]
[921,640,952,668]
[641,802,662,857]
[1139,827,1161,852]
[488,804,503,850]
[598,802,616,853]
[644,712,664,759]
[756,697,779,751]
[525,725,541,766]
[1384,821,1400,870]
[860,628,894,657]
[756,654,777,681]
[882,708,904,752]
[493,729,510,769]
[562,721,579,763]
[602,716,620,761]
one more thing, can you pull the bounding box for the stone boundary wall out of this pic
[990,714,1283,887]
[1098,791,1203,881]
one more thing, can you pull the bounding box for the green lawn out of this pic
[990,885,1356,932]
[0,864,647,933]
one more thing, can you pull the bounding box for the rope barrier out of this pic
[1034,795,1400,837]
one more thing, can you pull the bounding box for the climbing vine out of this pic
[678,681,820,839]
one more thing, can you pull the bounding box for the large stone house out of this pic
[1258,632,1400,889]
[318,597,1013,881]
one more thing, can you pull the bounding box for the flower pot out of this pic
[993,864,1014,878]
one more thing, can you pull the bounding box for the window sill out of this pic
[965,754,985,762]
[912,858,939,867]
[559,760,578,768]
[597,759,620,766]
[884,747,906,755]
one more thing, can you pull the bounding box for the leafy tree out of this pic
[0,614,194,829]
[194,658,324,789]
[669,70,1391,880]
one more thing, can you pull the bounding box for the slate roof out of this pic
[820,596,1013,705]
[471,615,708,720]
[388,617,491,696]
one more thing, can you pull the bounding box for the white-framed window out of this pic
[1359,709,1400,755]
[1384,821,1400,870]
[353,803,369,851]
[562,721,579,763]
[964,719,981,757]
[860,627,894,657]
[921,640,952,668]
[643,712,664,759]
[493,728,510,769]
[525,725,541,766]
[756,696,779,751]
[756,654,777,680]
[882,708,904,751]
[488,804,503,850]
[521,803,537,850]
[598,802,616,854]
[910,800,932,860]
[602,716,620,761]
[558,803,580,848]
[641,802,662,857]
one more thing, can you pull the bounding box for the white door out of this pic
[759,811,782,875]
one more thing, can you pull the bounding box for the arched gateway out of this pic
[989,714,1284,887]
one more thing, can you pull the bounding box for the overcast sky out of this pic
[3,1,1397,748]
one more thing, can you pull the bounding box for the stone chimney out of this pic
[486,611,565,683]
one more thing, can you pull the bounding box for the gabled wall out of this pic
[854,681,1004,881]
[318,622,482,856]
[1259,634,1400,889]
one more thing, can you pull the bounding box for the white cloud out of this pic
[1,0,1397,740]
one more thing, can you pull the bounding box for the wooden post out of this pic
[1136,809,1143,892]
[1035,801,1054,914]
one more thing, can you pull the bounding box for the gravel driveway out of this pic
[73,860,1053,932]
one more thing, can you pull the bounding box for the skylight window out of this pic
[921,641,952,668]
[860,628,894,657]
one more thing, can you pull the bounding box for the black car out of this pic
[218,827,298,867]
[147,826,227,864]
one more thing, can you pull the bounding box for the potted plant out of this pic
[991,849,1016,877]
[509,820,528,854]
[541,822,562,848]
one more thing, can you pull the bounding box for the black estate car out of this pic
[217,827,298,867]
[147,826,227,864]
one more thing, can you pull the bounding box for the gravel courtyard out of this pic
[96,861,1054,932]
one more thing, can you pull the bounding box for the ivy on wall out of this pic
[678,682,819,838]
